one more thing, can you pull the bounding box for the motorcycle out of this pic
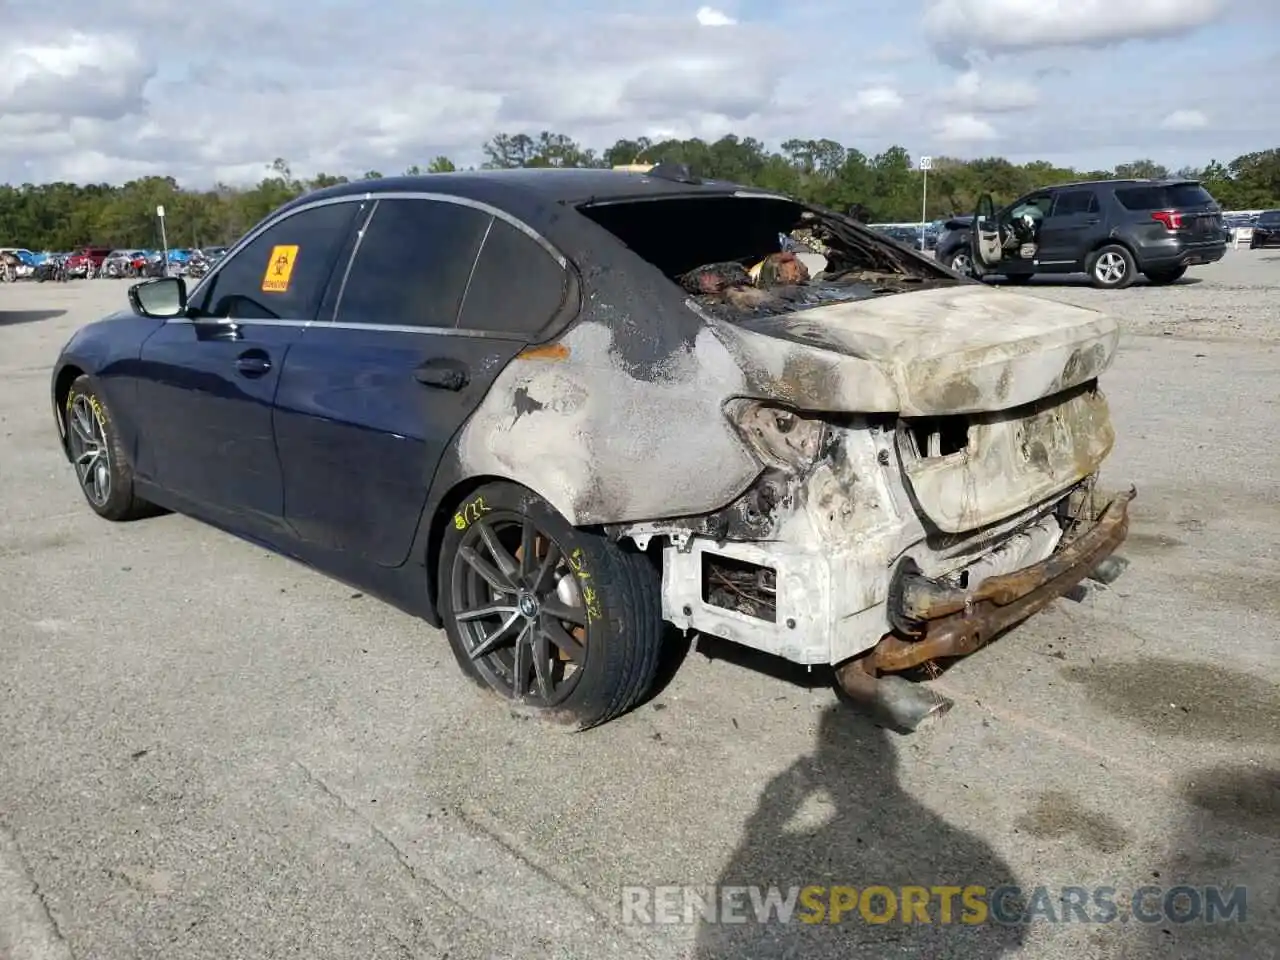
[34,259,69,282]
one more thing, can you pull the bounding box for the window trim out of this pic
[181,190,579,341]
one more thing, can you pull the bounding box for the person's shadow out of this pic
[693,705,1026,959]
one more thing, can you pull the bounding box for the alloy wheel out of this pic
[1095,251,1127,285]
[67,395,111,506]
[449,513,590,705]
[949,252,973,276]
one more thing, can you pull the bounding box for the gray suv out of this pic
[936,179,1227,289]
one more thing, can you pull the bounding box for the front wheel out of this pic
[63,375,154,521]
[438,482,663,729]
[1144,266,1187,285]
[945,250,974,276]
[1086,245,1136,289]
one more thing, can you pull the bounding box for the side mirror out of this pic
[128,276,187,319]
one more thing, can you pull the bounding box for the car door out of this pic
[273,195,574,566]
[970,194,1004,275]
[1037,188,1101,267]
[132,199,363,530]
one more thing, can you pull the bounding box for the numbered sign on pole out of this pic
[918,156,932,172]
[156,204,165,218]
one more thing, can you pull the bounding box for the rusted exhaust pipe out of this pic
[834,658,953,732]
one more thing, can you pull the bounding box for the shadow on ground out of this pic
[691,705,1027,959]
[990,276,1204,289]
[0,309,66,327]
[1119,764,1280,960]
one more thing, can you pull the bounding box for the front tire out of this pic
[63,375,153,521]
[1086,244,1136,289]
[439,482,663,729]
[1144,265,1187,285]
[945,250,974,276]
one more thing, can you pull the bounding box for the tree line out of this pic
[2,134,1277,251]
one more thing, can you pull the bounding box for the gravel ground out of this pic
[1,249,1277,960]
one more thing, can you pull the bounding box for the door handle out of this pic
[235,352,272,377]
[414,359,468,391]
[1084,217,1100,225]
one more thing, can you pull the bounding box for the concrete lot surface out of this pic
[2,252,1278,959]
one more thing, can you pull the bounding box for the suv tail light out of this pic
[1151,210,1183,230]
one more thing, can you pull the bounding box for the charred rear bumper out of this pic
[858,485,1135,674]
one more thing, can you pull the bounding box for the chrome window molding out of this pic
[182,189,573,340]
[164,315,509,339]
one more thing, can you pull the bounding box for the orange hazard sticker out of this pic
[261,244,299,292]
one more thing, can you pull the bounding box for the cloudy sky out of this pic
[0,0,1275,186]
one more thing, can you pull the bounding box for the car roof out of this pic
[1045,178,1201,191]
[283,168,758,217]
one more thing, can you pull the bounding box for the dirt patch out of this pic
[1014,790,1131,853]
[1180,765,1280,840]
[1122,530,1187,553]
[1173,570,1280,617]
[1060,658,1280,742]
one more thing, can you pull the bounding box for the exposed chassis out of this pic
[836,486,1135,729]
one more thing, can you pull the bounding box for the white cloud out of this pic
[1160,108,1208,130]
[945,69,1038,112]
[849,86,904,112]
[696,6,735,27]
[924,0,1228,60]
[0,31,153,120]
[0,0,1269,186]
[935,113,1000,142]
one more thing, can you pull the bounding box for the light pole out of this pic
[918,155,932,251]
[156,204,169,277]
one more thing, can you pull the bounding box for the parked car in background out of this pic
[0,248,38,280]
[938,179,1227,288]
[102,250,143,278]
[1249,210,1280,248]
[50,167,1132,732]
[65,246,113,278]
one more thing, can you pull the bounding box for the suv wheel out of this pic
[946,251,973,276]
[1087,245,1135,289]
[1144,266,1187,285]
[439,481,664,729]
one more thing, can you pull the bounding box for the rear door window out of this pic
[1114,184,1215,210]
[333,198,490,329]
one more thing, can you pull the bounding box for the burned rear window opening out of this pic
[577,194,958,322]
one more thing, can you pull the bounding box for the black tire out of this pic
[438,481,663,729]
[1144,266,1187,285]
[1086,244,1136,289]
[63,375,153,521]
[944,249,974,276]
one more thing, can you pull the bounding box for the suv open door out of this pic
[970,194,1003,277]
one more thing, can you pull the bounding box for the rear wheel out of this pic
[63,375,153,521]
[1144,265,1187,285]
[1086,245,1135,289]
[439,481,663,729]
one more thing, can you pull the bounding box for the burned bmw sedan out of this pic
[51,165,1132,730]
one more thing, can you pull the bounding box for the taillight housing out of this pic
[1151,209,1183,229]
